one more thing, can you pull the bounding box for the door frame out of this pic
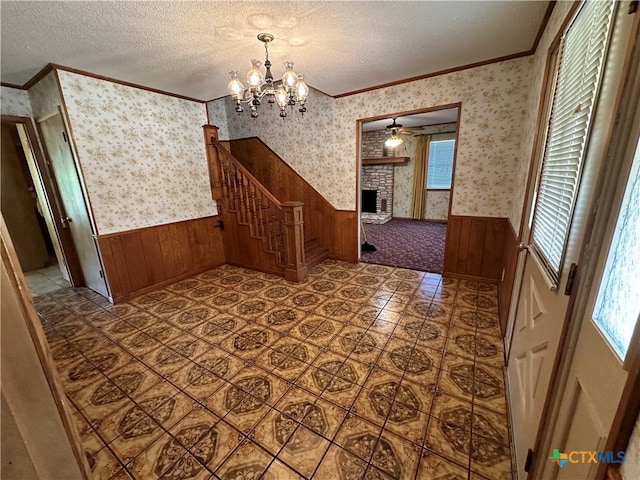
[503,9,572,359]
[0,114,85,285]
[526,8,640,478]
[36,107,110,298]
[354,102,462,260]
[1,214,92,478]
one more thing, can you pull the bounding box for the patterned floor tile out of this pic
[470,433,512,480]
[263,459,305,479]
[315,443,368,479]
[369,431,421,480]
[333,414,382,463]
[425,417,471,470]
[191,419,240,474]
[277,424,330,477]
[214,441,273,480]
[430,393,474,431]
[89,446,124,480]
[35,260,511,480]
[127,432,191,479]
[415,449,470,479]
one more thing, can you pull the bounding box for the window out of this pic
[426,139,455,189]
[592,137,640,361]
[529,0,614,286]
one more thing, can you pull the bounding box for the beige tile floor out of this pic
[25,263,71,296]
[34,260,512,480]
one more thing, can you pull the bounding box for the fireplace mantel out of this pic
[362,157,409,165]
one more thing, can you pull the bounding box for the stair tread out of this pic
[304,243,329,269]
[304,248,329,257]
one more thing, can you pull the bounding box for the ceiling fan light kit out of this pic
[227,33,309,119]
[384,117,404,148]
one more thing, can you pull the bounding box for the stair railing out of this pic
[203,125,307,282]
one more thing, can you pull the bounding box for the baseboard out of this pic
[111,262,225,303]
[442,271,499,284]
[224,261,283,278]
[330,254,358,263]
[391,216,448,223]
[503,366,519,480]
[424,218,448,223]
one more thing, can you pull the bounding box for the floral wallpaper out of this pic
[207,99,230,140]
[57,71,215,235]
[210,56,535,220]
[425,191,450,221]
[1,86,32,117]
[392,134,416,218]
[213,87,346,209]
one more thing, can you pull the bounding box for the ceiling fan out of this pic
[385,117,423,136]
[385,118,406,148]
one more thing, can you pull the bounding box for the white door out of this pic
[537,47,640,479]
[508,252,574,479]
[38,112,108,297]
[506,1,632,477]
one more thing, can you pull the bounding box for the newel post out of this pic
[203,125,223,203]
[281,201,308,282]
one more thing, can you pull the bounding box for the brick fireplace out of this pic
[361,163,393,224]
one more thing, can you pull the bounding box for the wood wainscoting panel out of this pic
[333,210,358,262]
[98,216,225,302]
[444,215,507,282]
[228,138,357,262]
[498,220,520,334]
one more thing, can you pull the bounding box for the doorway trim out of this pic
[355,102,462,261]
[1,114,85,285]
[525,7,640,477]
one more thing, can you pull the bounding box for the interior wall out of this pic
[0,86,32,117]
[56,70,216,235]
[27,71,63,119]
[508,1,575,234]
[210,57,534,224]
[622,414,640,479]
[211,87,342,210]
[1,225,85,479]
[0,124,49,271]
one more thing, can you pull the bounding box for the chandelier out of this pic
[227,33,309,118]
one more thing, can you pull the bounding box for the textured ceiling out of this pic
[0,1,550,101]
[363,108,459,132]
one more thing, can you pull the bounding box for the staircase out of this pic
[204,126,308,282]
[304,238,329,269]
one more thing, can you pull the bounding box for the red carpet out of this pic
[360,219,446,273]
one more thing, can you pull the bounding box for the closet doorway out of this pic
[1,114,83,296]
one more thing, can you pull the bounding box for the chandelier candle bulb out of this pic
[246,59,264,88]
[228,33,309,118]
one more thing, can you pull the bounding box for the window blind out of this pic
[530,0,614,285]
[427,140,455,189]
